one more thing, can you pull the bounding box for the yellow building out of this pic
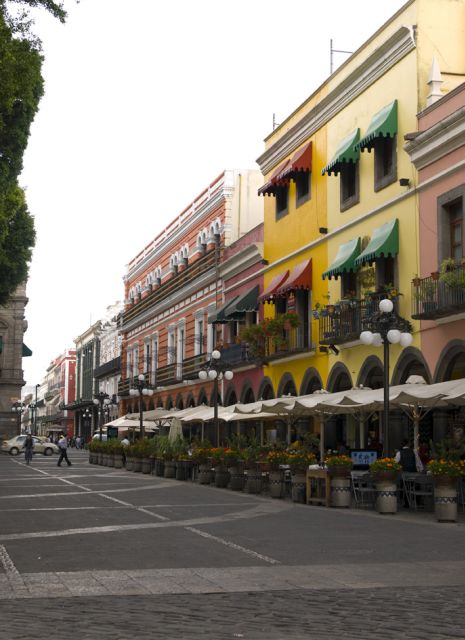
[257,0,465,450]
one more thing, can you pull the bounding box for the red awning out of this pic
[280,142,312,180]
[258,159,292,196]
[277,259,312,295]
[258,270,290,302]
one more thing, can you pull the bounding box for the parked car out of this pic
[1,435,59,456]
[91,433,108,442]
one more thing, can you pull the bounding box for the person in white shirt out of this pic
[57,435,72,467]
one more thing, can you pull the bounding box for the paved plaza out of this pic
[0,451,465,639]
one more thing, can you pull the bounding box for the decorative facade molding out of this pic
[257,26,416,174]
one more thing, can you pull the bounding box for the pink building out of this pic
[406,81,465,386]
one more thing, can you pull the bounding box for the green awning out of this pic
[22,343,32,357]
[208,296,239,324]
[321,128,360,176]
[322,238,361,280]
[355,219,399,267]
[356,100,397,152]
[225,286,260,321]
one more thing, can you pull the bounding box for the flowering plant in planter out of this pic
[325,454,353,469]
[369,457,401,475]
[287,450,316,474]
[190,447,211,464]
[266,450,289,470]
[427,459,462,478]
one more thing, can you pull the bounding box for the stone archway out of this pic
[186,393,196,408]
[156,398,164,408]
[176,393,184,410]
[277,372,297,397]
[300,367,323,395]
[198,389,208,405]
[224,386,238,406]
[434,339,465,382]
[357,355,384,389]
[166,397,173,410]
[240,385,255,404]
[391,347,432,385]
[257,376,275,400]
[326,362,352,392]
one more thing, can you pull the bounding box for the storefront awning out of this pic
[356,100,398,152]
[280,142,312,181]
[225,285,260,321]
[208,296,239,324]
[321,128,360,176]
[22,343,32,357]
[258,159,291,196]
[258,270,290,303]
[322,238,361,280]
[277,259,312,295]
[355,219,399,267]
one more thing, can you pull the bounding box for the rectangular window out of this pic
[132,346,138,377]
[195,318,204,356]
[275,185,289,220]
[144,342,150,374]
[374,135,397,191]
[295,172,311,207]
[438,188,465,264]
[176,327,184,379]
[167,331,175,364]
[126,351,132,379]
[340,162,359,211]
[151,338,158,381]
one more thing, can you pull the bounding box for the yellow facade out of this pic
[258,0,465,400]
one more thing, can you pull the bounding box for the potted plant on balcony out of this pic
[414,281,437,314]
[239,313,301,360]
[439,258,465,290]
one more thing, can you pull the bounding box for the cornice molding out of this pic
[126,188,225,282]
[257,25,416,174]
[404,107,465,170]
[221,242,264,282]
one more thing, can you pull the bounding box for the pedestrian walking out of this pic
[23,434,34,465]
[57,434,72,467]
[75,435,81,450]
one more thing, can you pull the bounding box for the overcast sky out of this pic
[20,0,407,391]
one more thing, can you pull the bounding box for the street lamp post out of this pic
[93,392,110,441]
[360,298,413,456]
[129,374,154,439]
[30,383,40,435]
[82,407,92,440]
[11,401,25,434]
[198,349,233,446]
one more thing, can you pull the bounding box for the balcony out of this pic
[318,295,400,346]
[156,363,180,387]
[411,265,465,320]
[263,326,312,361]
[94,356,121,379]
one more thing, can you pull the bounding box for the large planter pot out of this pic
[291,472,307,503]
[98,452,104,466]
[141,457,152,474]
[268,470,285,498]
[374,472,399,514]
[175,461,188,481]
[132,458,142,472]
[88,452,96,464]
[228,465,245,491]
[198,463,213,485]
[330,475,351,508]
[244,470,262,494]
[107,454,115,468]
[113,454,123,469]
[125,456,134,471]
[434,476,458,523]
[214,465,230,488]
[164,460,176,478]
[154,458,164,477]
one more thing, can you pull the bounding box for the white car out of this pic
[92,433,108,442]
[1,435,59,456]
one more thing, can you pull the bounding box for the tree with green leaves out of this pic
[0,0,74,304]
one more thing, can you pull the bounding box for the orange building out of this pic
[119,170,263,431]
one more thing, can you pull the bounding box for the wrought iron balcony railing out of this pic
[264,326,312,361]
[411,266,465,320]
[318,295,400,346]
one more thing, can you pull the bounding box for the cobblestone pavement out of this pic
[1,451,465,639]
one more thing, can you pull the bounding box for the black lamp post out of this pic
[93,391,110,441]
[360,298,413,456]
[29,383,40,435]
[198,349,233,446]
[129,374,154,439]
[82,407,92,440]
[11,401,25,434]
